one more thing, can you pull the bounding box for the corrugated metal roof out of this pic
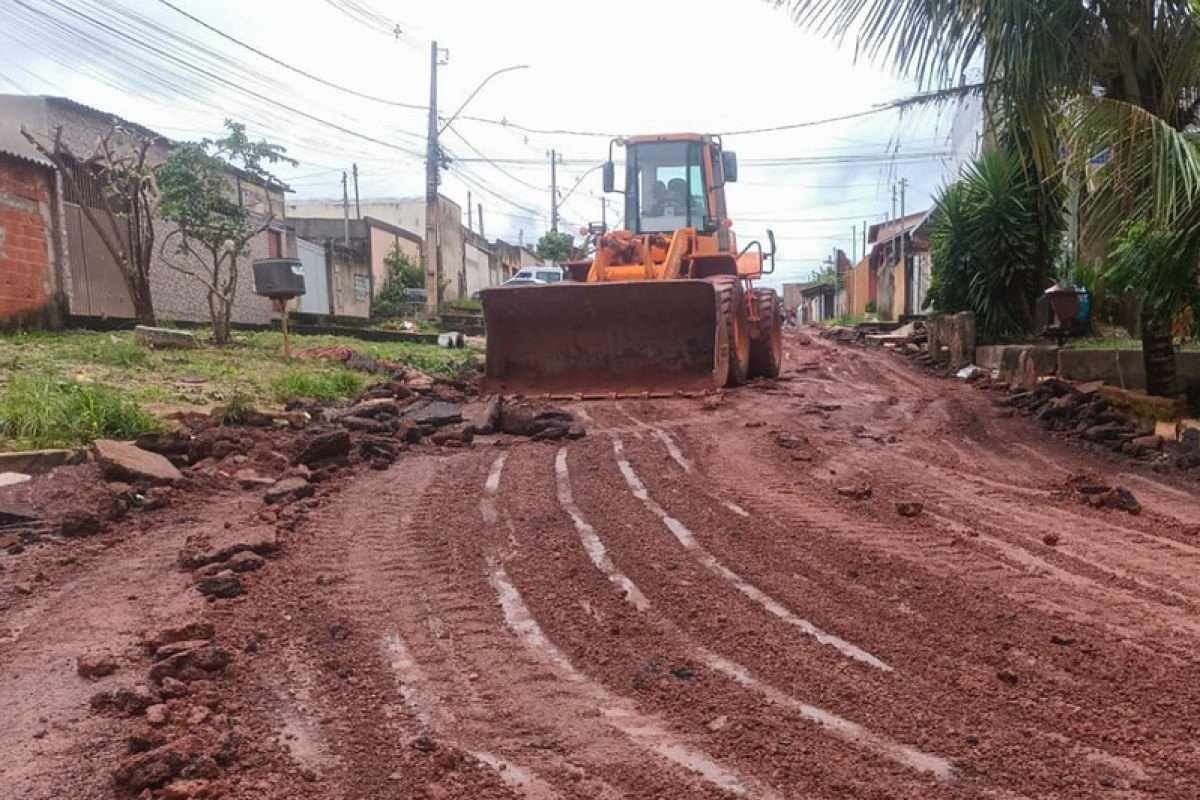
[42,95,171,143]
[868,209,932,246]
[0,94,53,167]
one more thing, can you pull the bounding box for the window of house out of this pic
[353,274,370,302]
[267,229,283,258]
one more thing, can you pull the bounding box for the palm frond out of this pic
[1064,96,1200,240]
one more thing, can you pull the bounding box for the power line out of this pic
[19,0,428,161]
[153,0,429,111]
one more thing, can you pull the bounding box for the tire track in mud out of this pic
[496,444,959,799]
[870,451,1200,626]
[553,446,956,783]
[352,459,645,800]
[586,402,1191,797]
[386,451,766,800]
[270,457,521,800]
[484,451,782,800]
[610,436,893,672]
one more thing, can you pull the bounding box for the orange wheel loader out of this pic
[480,134,781,397]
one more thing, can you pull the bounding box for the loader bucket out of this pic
[480,280,725,396]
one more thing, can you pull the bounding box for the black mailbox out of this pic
[252,258,306,299]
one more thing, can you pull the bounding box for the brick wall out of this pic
[0,154,57,327]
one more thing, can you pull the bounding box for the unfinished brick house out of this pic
[0,147,63,328]
[0,94,292,328]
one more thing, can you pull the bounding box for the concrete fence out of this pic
[976,344,1200,392]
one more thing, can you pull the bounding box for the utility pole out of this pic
[352,163,360,219]
[341,170,350,245]
[601,196,607,230]
[423,40,442,316]
[467,190,473,232]
[899,177,909,315]
[549,149,559,233]
[477,203,485,239]
[863,219,868,259]
[852,224,857,263]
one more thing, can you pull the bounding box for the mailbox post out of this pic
[252,258,306,359]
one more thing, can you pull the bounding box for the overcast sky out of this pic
[1,0,980,286]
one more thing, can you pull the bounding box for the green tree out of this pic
[535,230,575,263]
[926,149,1059,341]
[372,245,424,318]
[1105,222,1200,396]
[22,123,161,325]
[778,0,1200,395]
[157,121,295,344]
[809,263,837,288]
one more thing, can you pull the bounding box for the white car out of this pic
[503,267,566,286]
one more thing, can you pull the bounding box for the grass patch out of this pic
[0,328,478,414]
[0,373,160,449]
[270,369,364,404]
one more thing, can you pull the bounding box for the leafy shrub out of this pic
[926,149,1060,341]
[372,246,424,318]
[0,374,159,448]
[270,369,363,403]
[447,298,482,312]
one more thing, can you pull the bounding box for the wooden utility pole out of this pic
[424,40,441,315]
[601,196,607,230]
[477,202,485,238]
[352,163,360,219]
[899,177,909,315]
[341,170,350,245]
[467,190,473,232]
[549,149,559,232]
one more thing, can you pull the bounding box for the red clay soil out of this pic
[3,330,1200,799]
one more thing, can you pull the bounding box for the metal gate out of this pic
[63,203,135,318]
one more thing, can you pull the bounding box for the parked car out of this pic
[503,266,566,286]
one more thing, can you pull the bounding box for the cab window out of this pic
[627,141,709,234]
[537,271,562,283]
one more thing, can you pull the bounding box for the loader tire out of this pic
[715,279,751,387]
[749,288,783,379]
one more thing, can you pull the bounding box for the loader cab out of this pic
[604,135,735,239]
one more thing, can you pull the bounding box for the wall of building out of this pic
[286,195,468,303]
[369,223,420,295]
[848,257,871,317]
[327,240,371,319]
[0,154,60,327]
[781,283,806,316]
[462,240,490,297]
[4,96,284,326]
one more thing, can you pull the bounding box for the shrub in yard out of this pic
[925,149,1061,342]
[270,369,363,403]
[372,247,424,319]
[0,374,159,448]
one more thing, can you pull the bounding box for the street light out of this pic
[439,64,530,135]
[424,56,529,316]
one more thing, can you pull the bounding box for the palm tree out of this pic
[777,0,1200,395]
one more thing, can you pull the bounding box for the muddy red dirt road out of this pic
[4,331,1200,799]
